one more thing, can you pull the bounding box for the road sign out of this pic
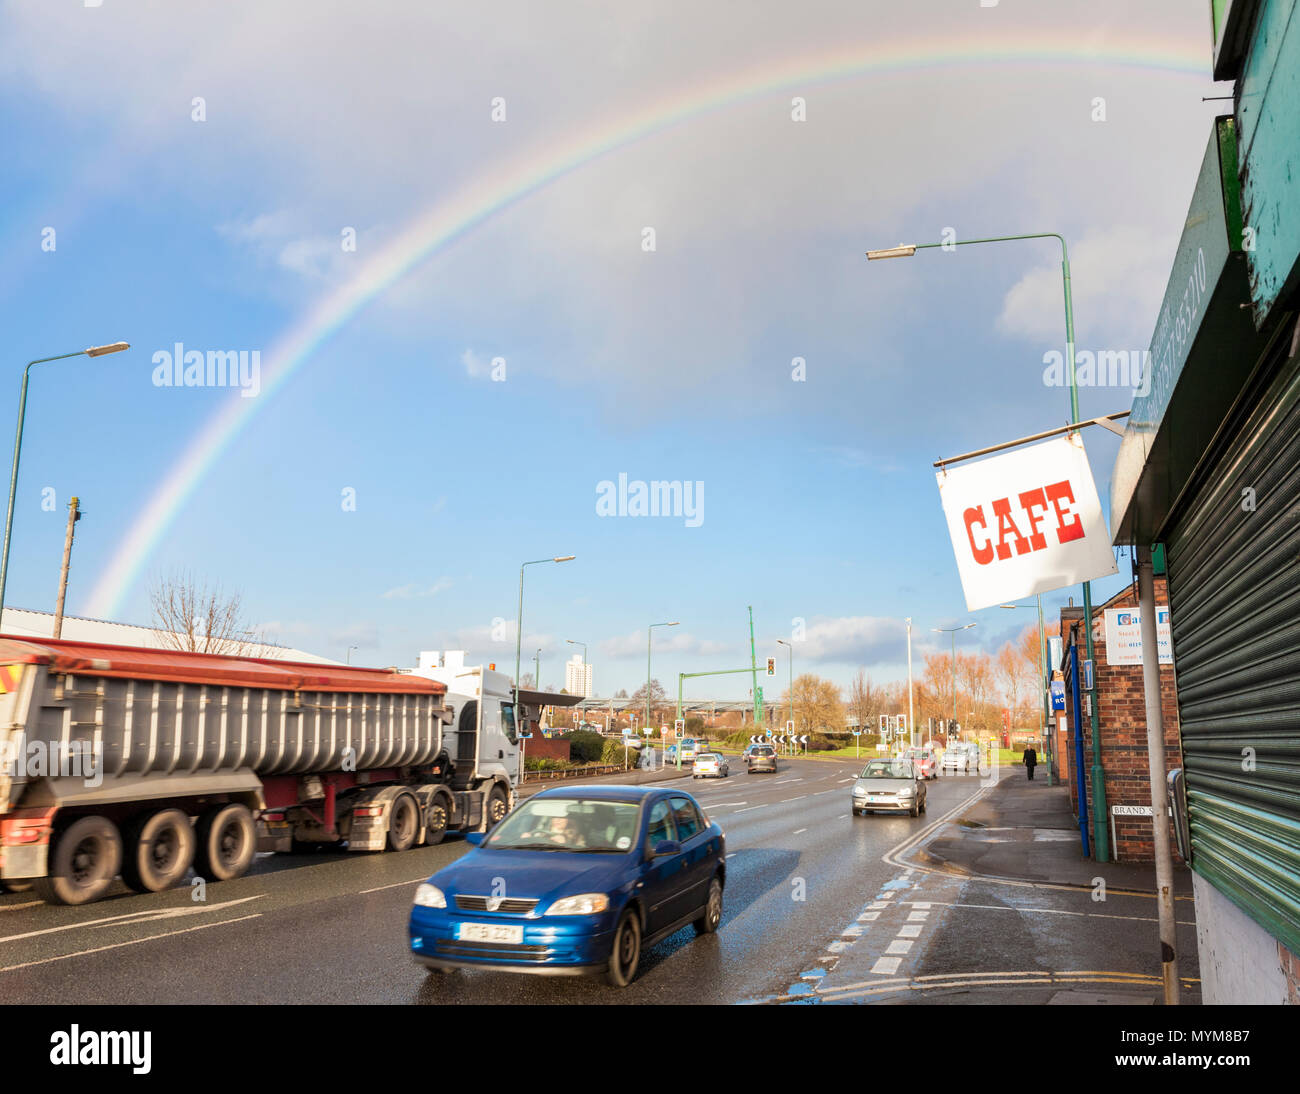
[851,728,862,736]
[800,734,809,744]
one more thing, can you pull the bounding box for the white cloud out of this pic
[381,578,454,600]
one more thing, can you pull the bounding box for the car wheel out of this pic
[606,910,642,987]
[694,876,723,935]
[920,797,927,814]
[909,801,919,818]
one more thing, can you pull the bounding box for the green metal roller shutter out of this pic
[1165,333,1300,956]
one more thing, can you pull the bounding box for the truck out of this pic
[0,640,553,906]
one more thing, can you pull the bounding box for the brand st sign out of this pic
[937,434,1117,611]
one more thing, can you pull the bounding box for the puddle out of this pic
[955,819,986,829]
[880,878,913,891]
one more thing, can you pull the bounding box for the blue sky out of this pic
[0,1,1223,698]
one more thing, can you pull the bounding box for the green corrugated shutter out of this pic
[1165,334,1300,956]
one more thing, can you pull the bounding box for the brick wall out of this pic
[1060,578,1184,864]
[526,738,571,762]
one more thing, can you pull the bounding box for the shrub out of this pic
[562,730,606,763]
[600,738,636,764]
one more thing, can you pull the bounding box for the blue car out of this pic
[409,785,725,986]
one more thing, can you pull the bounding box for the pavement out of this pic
[767,765,1201,1005]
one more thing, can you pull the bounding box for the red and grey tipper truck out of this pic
[0,640,559,905]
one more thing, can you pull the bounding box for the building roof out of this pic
[0,607,341,665]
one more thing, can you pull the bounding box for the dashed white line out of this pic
[792,828,808,835]
[360,878,429,894]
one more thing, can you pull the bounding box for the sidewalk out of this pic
[919,772,1196,896]
[777,769,1201,1005]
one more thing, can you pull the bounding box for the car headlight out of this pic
[852,787,867,796]
[898,787,916,797]
[547,893,610,916]
[414,883,447,908]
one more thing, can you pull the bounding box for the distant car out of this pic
[746,745,777,774]
[902,746,938,780]
[692,752,729,779]
[941,746,970,774]
[409,786,725,986]
[964,742,982,773]
[852,757,928,817]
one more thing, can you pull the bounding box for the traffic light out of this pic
[766,657,776,677]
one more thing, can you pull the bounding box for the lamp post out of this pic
[346,645,358,665]
[999,598,1053,785]
[867,231,1106,858]
[1,342,130,618]
[646,622,678,738]
[565,638,588,699]
[906,617,915,749]
[932,623,976,735]
[514,556,575,767]
[535,646,541,688]
[776,638,793,733]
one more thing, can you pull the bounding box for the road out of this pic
[0,757,991,1004]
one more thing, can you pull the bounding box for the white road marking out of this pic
[779,797,803,804]
[871,956,902,975]
[732,805,767,813]
[837,813,849,819]
[910,902,932,909]
[897,924,923,938]
[0,895,265,945]
[0,913,263,974]
[360,878,430,894]
[885,939,913,955]
[907,911,930,921]
[869,901,890,909]
[858,911,881,922]
[792,828,808,835]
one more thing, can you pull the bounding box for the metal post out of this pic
[906,618,915,750]
[1068,629,1091,857]
[747,606,761,729]
[1038,594,1053,786]
[1136,544,1180,1005]
[52,496,81,639]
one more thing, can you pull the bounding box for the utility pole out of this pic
[906,618,915,749]
[747,606,761,730]
[52,496,81,639]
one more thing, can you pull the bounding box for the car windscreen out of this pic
[485,798,641,853]
[861,760,913,778]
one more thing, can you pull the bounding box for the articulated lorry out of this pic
[0,640,553,905]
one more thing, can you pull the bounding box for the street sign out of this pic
[1083,659,1094,691]
[800,734,809,745]
[851,728,862,737]
[936,433,1118,611]
[1050,679,1066,711]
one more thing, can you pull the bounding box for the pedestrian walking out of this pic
[1023,744,1038,781]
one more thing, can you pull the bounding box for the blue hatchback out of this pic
[409,785,725,986]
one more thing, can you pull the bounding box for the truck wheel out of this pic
[605,910,641,987]
[121,809,195,893]
[0,879,33,893]
[194,804,256,881]
[33,815,123,906]
[423,794,450,847]
[386,794,419,852]
[485,785,509,830]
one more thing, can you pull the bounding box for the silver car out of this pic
[851,757,928,817]
[692,752,730,779]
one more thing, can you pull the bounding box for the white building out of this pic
[564,654,593,698]
[0,607,340,664]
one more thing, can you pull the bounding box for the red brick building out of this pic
[1058,579,1183,864]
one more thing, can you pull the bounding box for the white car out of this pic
[941,746,970,774]
[692,752,730,779]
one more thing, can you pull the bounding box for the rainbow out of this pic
[85,31,1209,618]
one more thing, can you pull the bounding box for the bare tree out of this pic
[149,570,267,656]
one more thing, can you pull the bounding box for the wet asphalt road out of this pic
[0,758,987,1005]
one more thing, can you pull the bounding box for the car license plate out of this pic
[457,922,524,944]
[869,796,890,803]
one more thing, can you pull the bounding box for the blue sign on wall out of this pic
[1050,680,1067,711]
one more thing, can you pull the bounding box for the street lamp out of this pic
[1000,598,1053,785]
[513,556,575,766]
[905,618,915,749]
[0,342,130,617]
[565,638,588,699]
[646,621,678,737]
[776,638,793,733]
[868,230,1107,857]
[346,645,358,664]
[932,622,976,734]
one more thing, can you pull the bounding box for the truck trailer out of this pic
[0,639,537,906]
